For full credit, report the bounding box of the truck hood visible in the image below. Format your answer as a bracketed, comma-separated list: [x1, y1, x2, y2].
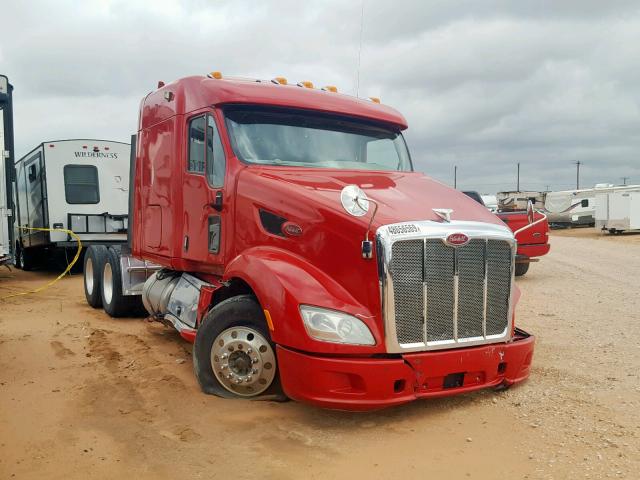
[244, 167, 504, 228]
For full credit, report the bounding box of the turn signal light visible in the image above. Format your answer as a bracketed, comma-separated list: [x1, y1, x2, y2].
[297, 80, 314, 89]
[208, 71, 223, 79]
[272, 77, 288, 85]
[322, 85, 338, 92]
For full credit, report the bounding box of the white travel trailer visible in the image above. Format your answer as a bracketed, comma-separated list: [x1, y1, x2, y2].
[595, 186, 640, 233]
[0, 74, 14, 266]
[13, 139, 131, 269]
[496, 191, 545, 212]
[544, 184, 637, 227]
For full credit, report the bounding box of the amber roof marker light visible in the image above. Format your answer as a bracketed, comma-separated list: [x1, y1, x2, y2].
[207, 71, 223, 79]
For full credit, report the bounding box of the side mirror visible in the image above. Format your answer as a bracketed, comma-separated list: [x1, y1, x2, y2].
[526, 200, 535, 224]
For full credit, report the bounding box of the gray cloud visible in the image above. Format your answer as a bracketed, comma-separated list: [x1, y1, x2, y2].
[2, 0, 639, 193]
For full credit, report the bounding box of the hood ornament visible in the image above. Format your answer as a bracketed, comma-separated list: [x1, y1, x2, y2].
[433, 208, 453, 222]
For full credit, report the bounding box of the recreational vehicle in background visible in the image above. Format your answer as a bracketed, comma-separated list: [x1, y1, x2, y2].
[496, 191, 545, 211]
[0, 74, 15, 267]
[595, 186, 640, 233]
[13, 139, 130, 269]
[544, 184, 639, 228]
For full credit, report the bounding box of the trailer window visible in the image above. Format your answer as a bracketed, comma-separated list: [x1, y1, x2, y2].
[188, 115, 206, 173]
[63, 165, 100, 204]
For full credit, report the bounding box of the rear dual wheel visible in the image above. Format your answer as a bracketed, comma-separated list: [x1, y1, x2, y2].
[193, 295, 285, 400]
[84, 245, 108, 308]
[99, 247, 145, 317]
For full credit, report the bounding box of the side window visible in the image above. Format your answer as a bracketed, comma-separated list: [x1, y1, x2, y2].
[206, 114, 226, 187]
[64, 165, 100, 204]
[188, 115, 206, 173]
[366, 138, 400, 170]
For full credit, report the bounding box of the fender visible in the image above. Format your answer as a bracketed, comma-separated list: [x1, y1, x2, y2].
[223, 246, 385, 355]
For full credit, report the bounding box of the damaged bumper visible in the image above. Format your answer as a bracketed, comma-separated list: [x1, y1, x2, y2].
[277, 329, 535, 411]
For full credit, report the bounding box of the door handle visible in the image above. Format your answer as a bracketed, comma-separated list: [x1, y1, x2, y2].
[208, 191, 223, 212]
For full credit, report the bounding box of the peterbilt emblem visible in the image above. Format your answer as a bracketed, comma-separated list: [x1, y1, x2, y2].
[433, 208, 453, 222]
[445, 233, 470, 247]
[282, 222, 303, 237]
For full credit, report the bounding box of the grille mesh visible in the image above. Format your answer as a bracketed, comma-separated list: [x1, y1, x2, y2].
[389, 237, 512, 347]
[486, 240, 512, 335]
[457, 239, 486, 339]
[390, 240, 424, 344]
[424, 240, 454, 342]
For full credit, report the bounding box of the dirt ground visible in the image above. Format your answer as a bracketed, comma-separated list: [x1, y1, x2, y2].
[1, 228, 639, 479]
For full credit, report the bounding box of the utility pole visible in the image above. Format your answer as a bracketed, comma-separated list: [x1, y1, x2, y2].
[621, 176, 630, 185]
[454, 165, 457, 189]
[574, 161, 582, 189]
[545, 185, 550, 192]
[516, 163, 520, 192]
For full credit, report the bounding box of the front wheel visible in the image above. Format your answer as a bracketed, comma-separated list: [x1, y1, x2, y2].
[193, 295, 285, 400]
[515, 262, 530, 277]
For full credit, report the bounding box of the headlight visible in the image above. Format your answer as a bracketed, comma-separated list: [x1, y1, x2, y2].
[299, 305, 375, 346]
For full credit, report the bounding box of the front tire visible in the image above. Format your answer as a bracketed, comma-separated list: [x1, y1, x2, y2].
[84, 245, 108, 308]
[515, 262, 530, 277]
[193, 295, 285, 401]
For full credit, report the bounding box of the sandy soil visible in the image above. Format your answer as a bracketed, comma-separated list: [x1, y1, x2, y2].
[1, 231, 639, 479]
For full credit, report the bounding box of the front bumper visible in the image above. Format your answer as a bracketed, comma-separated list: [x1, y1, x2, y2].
[517, 243, 550, 259]
[277, 330, 534, 411]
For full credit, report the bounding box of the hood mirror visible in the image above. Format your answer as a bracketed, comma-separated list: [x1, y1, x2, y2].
[526, 200, 535, 224]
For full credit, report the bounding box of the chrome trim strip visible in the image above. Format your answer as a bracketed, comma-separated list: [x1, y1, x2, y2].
[452, 261, 459, 342]
[377, 220, 516, 354]
[482, 239, 488, 338]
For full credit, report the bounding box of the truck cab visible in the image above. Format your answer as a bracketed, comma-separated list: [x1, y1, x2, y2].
[88, 74, 535, 410]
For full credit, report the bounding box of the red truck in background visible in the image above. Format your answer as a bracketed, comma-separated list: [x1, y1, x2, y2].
[463, 191, 550, 276]
[82, 74, 536, 410]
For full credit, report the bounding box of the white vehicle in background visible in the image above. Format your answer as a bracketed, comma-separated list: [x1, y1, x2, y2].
[1, 74, 15, 267]
[496, 191, 545, 212]
[481, 194, 498, 212]
[595, 186, 640, 234]
[13, 139, 131, 270]
[544, 184, 639, 228]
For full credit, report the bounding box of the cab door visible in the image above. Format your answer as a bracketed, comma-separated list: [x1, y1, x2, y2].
[182, 111, 227, 272]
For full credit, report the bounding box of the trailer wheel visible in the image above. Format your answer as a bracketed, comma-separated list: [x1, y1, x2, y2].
[15, 245, 33, 271]
[515, 262, 530, 277]
[101, 247, 137, 317]
[83, 245, 108, 308]
[193, 295, 286, 401]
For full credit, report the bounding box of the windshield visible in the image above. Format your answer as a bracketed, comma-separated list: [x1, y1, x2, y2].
[224, 107, 412, 172]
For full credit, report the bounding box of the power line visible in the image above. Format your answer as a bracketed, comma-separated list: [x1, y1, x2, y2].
[355, 0, 365, 97]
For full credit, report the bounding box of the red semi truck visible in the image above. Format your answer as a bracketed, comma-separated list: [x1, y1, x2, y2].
[463, 191, 550, 276]
[83, 74, 535, 410]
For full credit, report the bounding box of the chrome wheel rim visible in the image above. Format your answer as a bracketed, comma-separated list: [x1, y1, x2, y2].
[85, 257, 94, 295]
[211, 327, 276, 397]
[18, 250, 24, 269]
[103, 262, 113, 304]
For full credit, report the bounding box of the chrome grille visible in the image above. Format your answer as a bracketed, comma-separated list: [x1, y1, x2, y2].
[486, 240, 512, 335]
[390, 240, 424, 344]
[424, 240, 454, 342]
[388, 236, 513, 349]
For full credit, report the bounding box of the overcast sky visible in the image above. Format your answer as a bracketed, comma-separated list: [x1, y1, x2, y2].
[2, 0, 640, 193]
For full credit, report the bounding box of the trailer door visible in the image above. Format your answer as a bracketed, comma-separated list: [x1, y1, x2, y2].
[23, 151, 48, 247]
